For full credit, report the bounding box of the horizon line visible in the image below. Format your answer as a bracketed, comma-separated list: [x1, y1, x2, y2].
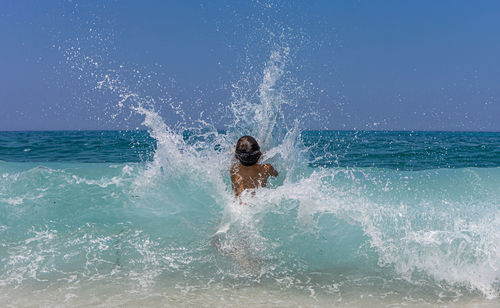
[1, 129, 499, 133]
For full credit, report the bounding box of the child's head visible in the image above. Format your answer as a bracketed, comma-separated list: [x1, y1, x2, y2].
[235, 135, 261, 166]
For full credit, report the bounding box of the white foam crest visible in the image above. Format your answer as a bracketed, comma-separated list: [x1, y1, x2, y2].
[0, 196, 24, 206]
[326, 171, 500, 298]
[68, 174, 124, 188]
[132, 105, 184, 181]
[395, 211, 500, 298]
[130, 105, 231, 200]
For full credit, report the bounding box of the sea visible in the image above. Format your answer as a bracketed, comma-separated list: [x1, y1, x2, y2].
[0, 128, 499, 307]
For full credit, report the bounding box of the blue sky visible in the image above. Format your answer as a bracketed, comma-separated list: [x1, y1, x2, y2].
[1, 0, 499, 131]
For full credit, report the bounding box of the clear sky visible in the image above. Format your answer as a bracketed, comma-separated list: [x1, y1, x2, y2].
[1, 0, 499, 131]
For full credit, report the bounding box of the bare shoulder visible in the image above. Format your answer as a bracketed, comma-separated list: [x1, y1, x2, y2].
[262, 163, 278, 177]
[230, 163, 239, 174]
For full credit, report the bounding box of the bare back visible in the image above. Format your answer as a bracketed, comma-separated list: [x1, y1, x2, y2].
[230, 163, 278, 196]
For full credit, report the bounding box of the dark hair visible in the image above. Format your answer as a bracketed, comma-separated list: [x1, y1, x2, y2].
[235, 136, 261, 166]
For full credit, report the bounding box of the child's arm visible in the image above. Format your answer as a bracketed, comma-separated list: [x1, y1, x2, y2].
[264, 164, 278, 177]
[230, 165, 244, 196]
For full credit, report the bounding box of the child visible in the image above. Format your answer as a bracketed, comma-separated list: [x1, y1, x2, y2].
[230, 136, 278, 196]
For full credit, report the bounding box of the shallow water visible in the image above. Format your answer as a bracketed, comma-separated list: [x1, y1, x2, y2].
[0, 132, 499, 306]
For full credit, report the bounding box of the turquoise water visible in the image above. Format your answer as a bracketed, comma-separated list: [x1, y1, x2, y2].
[1, 129, 499, 306]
